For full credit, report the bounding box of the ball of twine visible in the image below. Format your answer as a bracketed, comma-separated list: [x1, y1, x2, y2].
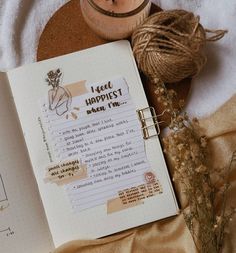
[132, 10, 227, 84]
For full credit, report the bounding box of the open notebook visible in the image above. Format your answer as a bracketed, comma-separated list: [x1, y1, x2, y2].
[0, 40, 178, 252]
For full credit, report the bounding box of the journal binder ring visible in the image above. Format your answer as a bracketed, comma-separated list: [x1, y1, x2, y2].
[137, 107, 160, 140]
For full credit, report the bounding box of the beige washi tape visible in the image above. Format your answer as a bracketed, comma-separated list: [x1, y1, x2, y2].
[44, 159, 88, 186]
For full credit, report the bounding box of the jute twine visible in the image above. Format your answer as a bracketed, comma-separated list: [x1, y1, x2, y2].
[132, 10, 227, 84]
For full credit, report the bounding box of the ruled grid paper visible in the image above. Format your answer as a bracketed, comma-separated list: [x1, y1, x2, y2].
[40, 77, 151, 212]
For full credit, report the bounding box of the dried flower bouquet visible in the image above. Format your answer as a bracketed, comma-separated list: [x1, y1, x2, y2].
[155, 82, 236, 253]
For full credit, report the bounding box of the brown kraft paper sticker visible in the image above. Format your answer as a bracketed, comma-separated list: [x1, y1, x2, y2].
[44, 159, 87, 186]
[107, 172, 163, 214]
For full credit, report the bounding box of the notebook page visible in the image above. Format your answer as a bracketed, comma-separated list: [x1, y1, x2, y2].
[40, 77, 151, 212]
[0, 73, 54, 253]
[8, 41, 178, 247]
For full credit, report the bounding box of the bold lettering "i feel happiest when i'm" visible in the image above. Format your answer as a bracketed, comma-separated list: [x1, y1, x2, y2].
[85, 81, 123, 106]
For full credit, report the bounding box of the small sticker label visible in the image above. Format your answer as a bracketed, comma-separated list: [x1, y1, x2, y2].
[107, 177, 163, 214]
[144, 171, 156, 184]
[118, 181, 162, 205]
[44, 159, 87, 186]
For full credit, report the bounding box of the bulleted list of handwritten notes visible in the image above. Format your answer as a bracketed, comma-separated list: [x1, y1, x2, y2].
[41, 77, 151, 212]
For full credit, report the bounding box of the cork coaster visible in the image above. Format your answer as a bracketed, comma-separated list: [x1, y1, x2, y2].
[37, 0, 191, 127]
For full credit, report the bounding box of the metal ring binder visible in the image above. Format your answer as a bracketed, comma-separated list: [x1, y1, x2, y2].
[137, 107, 160, 140]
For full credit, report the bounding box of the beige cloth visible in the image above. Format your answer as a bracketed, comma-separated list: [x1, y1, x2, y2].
[54, 95, 236, 253]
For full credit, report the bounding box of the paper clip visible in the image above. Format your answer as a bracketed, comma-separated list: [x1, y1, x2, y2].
[137, 107, 160, 140]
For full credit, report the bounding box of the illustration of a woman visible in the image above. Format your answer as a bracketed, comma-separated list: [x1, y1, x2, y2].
[46, 69, 72, 116]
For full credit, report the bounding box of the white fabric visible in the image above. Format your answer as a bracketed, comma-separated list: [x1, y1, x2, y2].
[0, 0, 68, 70]
[0, 0, 235, 117]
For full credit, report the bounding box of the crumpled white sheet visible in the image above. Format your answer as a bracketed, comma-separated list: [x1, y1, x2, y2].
[0, 0, 235, 118]
[0, 0, 68, 70]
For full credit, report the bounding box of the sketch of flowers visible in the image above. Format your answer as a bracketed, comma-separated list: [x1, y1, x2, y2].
[46, 69, 72, 116]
